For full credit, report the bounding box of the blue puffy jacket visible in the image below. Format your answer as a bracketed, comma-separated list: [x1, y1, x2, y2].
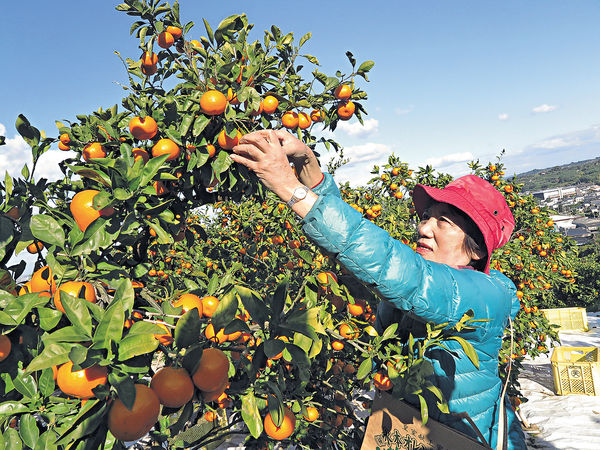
[301, 173, 527, 449]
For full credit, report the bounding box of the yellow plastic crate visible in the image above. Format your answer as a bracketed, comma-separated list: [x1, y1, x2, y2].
[551, 347, 600, 396]
[540, 307, 589, 331]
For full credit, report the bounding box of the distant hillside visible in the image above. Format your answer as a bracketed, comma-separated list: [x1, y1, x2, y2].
[511, 157, 600, 192]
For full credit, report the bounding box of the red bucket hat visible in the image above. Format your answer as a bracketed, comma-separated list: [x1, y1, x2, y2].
[412, 175, 515, 274]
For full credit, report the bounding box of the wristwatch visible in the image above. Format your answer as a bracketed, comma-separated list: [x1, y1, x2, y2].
[286, 185, 310, 208]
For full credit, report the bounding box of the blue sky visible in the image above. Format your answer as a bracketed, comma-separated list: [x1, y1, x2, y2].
[1, 0, 600, 186]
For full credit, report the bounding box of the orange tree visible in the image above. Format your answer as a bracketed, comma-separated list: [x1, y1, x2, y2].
[0, 1, 581, 448]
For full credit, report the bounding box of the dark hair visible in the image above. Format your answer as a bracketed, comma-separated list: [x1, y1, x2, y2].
[447, 204, 487, 271]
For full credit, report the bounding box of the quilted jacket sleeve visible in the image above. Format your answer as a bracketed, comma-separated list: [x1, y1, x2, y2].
[303, 173, 516, 339]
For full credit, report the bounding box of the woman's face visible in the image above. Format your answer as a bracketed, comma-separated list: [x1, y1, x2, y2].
[416, 202, 477, 267]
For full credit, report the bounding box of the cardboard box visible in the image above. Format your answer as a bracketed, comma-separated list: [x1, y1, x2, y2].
[361, 391, 489, 449]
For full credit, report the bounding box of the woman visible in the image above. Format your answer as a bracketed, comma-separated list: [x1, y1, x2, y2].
[231, 129, 527, 449]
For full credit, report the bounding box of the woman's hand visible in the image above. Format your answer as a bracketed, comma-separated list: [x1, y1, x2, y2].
[231, 129, 320, 218]
[230, 130, 302, 201]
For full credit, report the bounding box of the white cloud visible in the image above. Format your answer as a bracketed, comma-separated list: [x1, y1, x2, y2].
[498, 113, 509, 121]
[532, 104, 558, 113]
[422, 152, 474, 168]
[0, 123, 71, 181]
[340, 142, 391, 165]
[336, 118, 379, 137]
[534, 138, 571, 149]
[395, 106, 414, 115]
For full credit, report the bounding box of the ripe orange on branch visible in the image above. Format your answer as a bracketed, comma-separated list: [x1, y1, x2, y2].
[54, 281, 97, 313]
[82, 143, 107, 161]
[200, 90, 227, 116]
[262, 95, 279, 114]
[192, 348, 229, 392]
[0, 335, 11, 362]
[152, 138, 180, 161]
[172, 293, 203, 315]
[217, 129, 241, 150]
[30, 265, 56, 293]
[298, 112, 311, 129]
[373, 372, 392, 391]
[282, 111, 299, 129]
[70, 189, 115, 232]
[201, 295, 220, 317]
[337, 101, 355, 120]
[132, 148, 150, 163]
[27, 241, 44, 254]
[129, 116, 158, 140]
[264, 407, 296, 440]
[56, 361, 107, 399]
[157, 31, 175, 48]
[166, 26, 182, 40]
[150, 366, 194, 408]
[334, 84, 352, 100]
[108, 384, 160, 442]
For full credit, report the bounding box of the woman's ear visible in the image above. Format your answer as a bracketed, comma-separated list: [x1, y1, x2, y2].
[469, 247, 487, 262]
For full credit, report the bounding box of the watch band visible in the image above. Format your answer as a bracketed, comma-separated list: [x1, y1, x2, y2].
[286, 185, 310, 208]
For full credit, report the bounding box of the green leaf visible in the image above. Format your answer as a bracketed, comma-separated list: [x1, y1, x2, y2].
[140, 153, 169, 187]
[43, 326, 90, 344]
[357, 357, 372, 380]
[60, 291, 92, 338]
[118, 333, 159, 361]
[15, 114, 40, 148]
[38, 367, 56, 397]
[235, 286, 267, 327]
[192, 115, 210, 137]
[55, 400, 107, 445]
[203, 18, 215, 43]
[13, 371, 37, 399]
[111, 374, 136, 410]
[34, 430, 58, 450]
[212, 150, 233, 175]
[174, 308, 202, 348]
[19, 414, 39, 448]
[280, 307, 323, 340]
[241, 391, 263, 438]
[357, 60, 375, 73]
[92, 299, 125, 349]
[299, 32, 311, 48]
[0, 294, 49, 327]
[25, 342, 75, 373]
[270, 277, 288, 325]
[30, 215, 65, 247]
[37, 307, 62, 331]
[418, 394, 429, 425]
[381, 322, 399, 341]
[263, 339, 285, 359]
[3, 428, 22, 450]
[0, 401, 30, 418]
[211, 289, 238, 331]
[447, 336, 479, 369]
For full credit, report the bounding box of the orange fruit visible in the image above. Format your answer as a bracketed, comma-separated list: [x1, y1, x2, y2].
[304, 406, 319, 422]
[27, 241, 44, 254]
[236, 65, 253, 84]
[205, 411, 217, 422]
[204, 323, 228, 344]
[82, 142, 107, 161]
[129, 116, 158, 141]
[59, 133, 71, 145]
[142, 63, 157, 76]
[132, 148, 150, 163]
[0, 335, 11, 362]
[108, 384, 160, 442]
[153, 321, 173, 345]
[281, 111, 299, 129]
[226, 88, 240, 106]
[157, 31, 175, 48]
[262, 95, 279, 114]
[201, 295, 220, 317]
[264, 407, 296, 440]
[334, 84, 352, 100]
[200, 90, 227, 116]
[347, 299, 365, 317]
[152, 138, 180, 161]
[56, 361, 108, 399]
[153, 180, 168, 196]
[298, 112, 312, 129]
[172, 293, 203, 315]
[201, 378, 228, 402]
[150, 366, 194, 408]
[70, 189, 115, 232]
[339, 323, 359, 339]
[30, 265, 56, 293]
[192, 348, 229, 392]
[373, 372, 392, 391]
[331, 340, 345, 351]
[58, 141, 70, 151]
[217, 129, 241, 150]
[166, 26, 182, 40]
[337, 101, 355, 120]
[206, 144, 216, 158]
[316, 271, 337, 285]
[54, 281, 97, 313]
[310, 109, 323, 122]
[141, 51, 158, 66]
[249, 100, 264, 116]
